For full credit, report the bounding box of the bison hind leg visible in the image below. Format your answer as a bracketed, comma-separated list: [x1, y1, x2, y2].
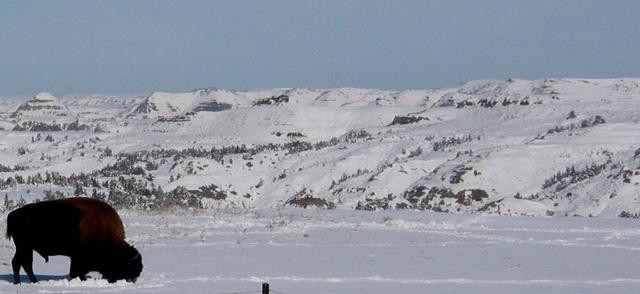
[12, 248, 38, 283]
[11, 253, 21, 284]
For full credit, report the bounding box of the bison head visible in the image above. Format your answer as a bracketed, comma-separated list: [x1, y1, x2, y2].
[102, 245, 143, 283]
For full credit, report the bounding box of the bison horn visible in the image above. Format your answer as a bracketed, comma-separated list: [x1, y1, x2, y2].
[128, 252, 141, 264]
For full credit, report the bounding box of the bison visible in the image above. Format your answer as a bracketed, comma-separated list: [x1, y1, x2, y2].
[6, 197, 143, 284]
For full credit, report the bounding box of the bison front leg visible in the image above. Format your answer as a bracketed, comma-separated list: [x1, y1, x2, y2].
[69, 257, 88, 281]
[12, 248, 38, 283]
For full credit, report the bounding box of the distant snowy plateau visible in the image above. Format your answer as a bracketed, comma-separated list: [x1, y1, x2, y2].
[0, 78, 639, 217]
[2, 78, 640, 293]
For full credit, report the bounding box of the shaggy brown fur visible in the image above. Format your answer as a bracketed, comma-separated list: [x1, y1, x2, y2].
[6, 197, 142, 284]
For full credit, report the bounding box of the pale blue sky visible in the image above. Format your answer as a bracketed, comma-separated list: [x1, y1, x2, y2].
[1, 0, 639, 95]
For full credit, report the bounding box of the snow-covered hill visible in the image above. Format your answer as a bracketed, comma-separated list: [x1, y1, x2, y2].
[1, 78, 639, 217]
[12, 92, 69, 118]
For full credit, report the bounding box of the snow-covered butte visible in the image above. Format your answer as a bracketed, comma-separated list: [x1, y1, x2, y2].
[12, 92, 69, 118]
[0, 78, 639, 217]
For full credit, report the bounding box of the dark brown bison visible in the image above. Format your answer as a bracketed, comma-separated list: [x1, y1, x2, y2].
[5, 197, 143, 284]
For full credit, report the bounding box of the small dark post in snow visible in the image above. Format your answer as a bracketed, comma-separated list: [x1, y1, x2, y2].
[262, 283, 269, 294]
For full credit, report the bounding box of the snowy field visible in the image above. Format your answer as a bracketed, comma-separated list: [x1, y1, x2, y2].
[1, 78, 640, 292]
[1, 209, 639, 294]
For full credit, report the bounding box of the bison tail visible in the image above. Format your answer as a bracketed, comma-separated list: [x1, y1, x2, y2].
[5, 211, 15, 240]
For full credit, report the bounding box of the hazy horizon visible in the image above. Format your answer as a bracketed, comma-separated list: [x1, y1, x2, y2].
[4, 76, 640, 98]
[2, 1, 639, 96]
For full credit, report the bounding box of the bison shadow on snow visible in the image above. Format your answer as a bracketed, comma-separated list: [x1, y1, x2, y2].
[0, 274, 68, 284]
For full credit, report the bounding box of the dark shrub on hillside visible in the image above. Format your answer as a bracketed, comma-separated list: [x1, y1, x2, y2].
[388, 116, 429, 126]
[286, 188, 335, 209]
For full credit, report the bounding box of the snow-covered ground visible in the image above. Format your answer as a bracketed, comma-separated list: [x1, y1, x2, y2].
[1, 208, 639, 293]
